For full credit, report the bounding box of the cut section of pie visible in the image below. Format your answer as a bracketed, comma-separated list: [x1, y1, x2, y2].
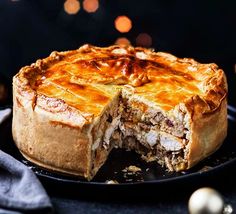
[12, 44, 228, 180]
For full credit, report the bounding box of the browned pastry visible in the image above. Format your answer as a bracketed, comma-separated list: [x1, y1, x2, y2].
[12, 44, 228, 180]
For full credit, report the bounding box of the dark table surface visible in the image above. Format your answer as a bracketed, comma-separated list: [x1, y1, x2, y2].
[45, 163, 236, 214]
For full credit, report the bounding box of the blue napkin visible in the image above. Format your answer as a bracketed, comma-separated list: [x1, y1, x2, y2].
[0, 109, 53, 213]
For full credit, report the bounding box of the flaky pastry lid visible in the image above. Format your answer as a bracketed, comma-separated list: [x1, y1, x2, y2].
[14, 44, 227, 119]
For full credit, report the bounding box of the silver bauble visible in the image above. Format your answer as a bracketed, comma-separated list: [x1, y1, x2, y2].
[188, 187, 224, 214]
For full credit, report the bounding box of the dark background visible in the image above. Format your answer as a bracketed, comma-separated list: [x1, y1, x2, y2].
[0, 0, 235, 106]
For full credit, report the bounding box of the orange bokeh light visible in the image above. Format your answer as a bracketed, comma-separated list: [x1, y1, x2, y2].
[83, 0, 99, 13]
[114, 16, 132, 33]
[136, 33, 152, 47]
[64, 0, 80, 15]
[115, 37, 131, 46]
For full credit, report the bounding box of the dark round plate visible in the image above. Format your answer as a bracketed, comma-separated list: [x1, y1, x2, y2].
[1, 107, 236, 187]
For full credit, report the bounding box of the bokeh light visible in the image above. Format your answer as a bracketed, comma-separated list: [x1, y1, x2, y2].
[114, 16, 132, 33]
[0, 84, 6, 102]
[136, 33, 152, 47]
[64, 0, 80, 15]
[83, 0, 99, 13]
[115, 37, 131, 46]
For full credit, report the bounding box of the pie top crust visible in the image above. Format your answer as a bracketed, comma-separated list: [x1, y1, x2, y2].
[15, 44, 227, 123]
[13, 44, 228, 179]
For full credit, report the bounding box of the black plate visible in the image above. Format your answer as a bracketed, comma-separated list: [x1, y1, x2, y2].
[1, 106, 236, 186]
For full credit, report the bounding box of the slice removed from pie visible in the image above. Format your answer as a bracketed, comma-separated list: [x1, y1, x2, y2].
[12, 44, 227, 180]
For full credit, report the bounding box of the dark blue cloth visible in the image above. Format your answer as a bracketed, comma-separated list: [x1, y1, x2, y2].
[0, 150, 53, 213]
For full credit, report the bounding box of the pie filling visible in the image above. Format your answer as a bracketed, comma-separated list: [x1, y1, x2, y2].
[90, 93, 189, 175]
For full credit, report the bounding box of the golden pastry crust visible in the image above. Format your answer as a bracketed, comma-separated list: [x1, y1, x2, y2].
[12, 44, 227, 180]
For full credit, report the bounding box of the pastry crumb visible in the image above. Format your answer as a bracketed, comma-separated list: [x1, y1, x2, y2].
[122, 165, 142, 173]
[198, 166, 212, 173]
[106, 180, 119, 184]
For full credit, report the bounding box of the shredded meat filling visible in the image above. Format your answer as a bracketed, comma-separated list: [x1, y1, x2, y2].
[92, 96, 189, 172]
[117, 99, 188, 171]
